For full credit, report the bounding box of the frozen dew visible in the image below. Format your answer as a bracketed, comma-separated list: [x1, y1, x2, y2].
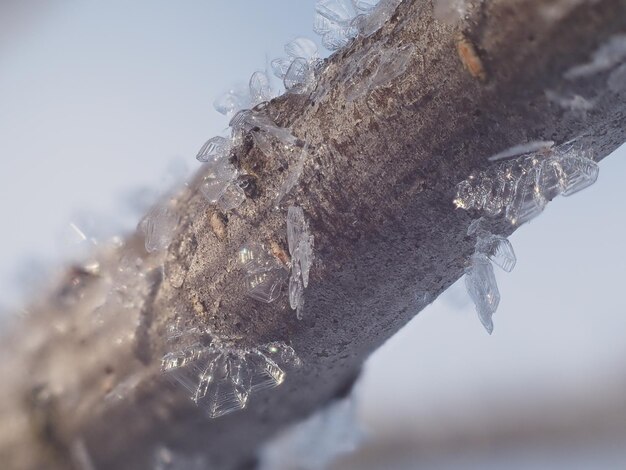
[217, 183, 246, 212]
[465, 254, 500, 334]
[214, 89, 251, 118]
[558, 151, 600, 196]
[285, 37, 319, 61]
[271, 57, 293, 80]
[249, 71, 275, 105]
[194, 353, 249, 418]
[488, 141, 554, 162]
[352, 0, 380, 13]
[289, 275, 305, 319]
[455, 141, 599, 226]
[277, 144, 308, 205]
[238, 242, 288, 303]
[259, 391, 363, 470]
[138, 202, 180, 253]
[287, 206, 314, 319]
[196, 136, 231, 163]
[284, 57, 316, 92]
[245, 270, 287, 303]
[316, 0, 356, 25]
[162, 337, 301, 419]
[478, 235, 516, 273]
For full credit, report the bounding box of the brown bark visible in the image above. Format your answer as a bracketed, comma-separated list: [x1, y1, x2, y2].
[1, 0, 625, 469]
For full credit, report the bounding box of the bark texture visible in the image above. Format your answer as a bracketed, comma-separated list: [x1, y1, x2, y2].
[1, 0, 625, 469]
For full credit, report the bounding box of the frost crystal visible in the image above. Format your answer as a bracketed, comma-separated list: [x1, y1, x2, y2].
[271, 37, 320, 94]
[249, 71, 275, 105]
[455, 141, 599, 226]
[287, 206, 315, 319]
[277, 145, 308, 205]
[214, 89, 251, 118]
[163, 336, 300, 419]
[433, 0, 466, 25]
[465, 219, 516, 333]
[238, 242, 288, 303]
[465, 254, 500, 334]
[138, 202, 180, 253]
[196, 136, 231, 163]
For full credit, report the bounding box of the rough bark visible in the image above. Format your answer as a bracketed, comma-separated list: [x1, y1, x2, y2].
[1, 0, 625, 469]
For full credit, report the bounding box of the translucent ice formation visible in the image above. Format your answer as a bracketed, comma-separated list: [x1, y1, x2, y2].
[138, 202, 180, 253]
[238, 242, 289, 303]
[271, 37, 320, 93]
[465, 219, 516, 333]
[465, 254, 500, 334]
[287, 206, 315, 319]
[163, 337, 301, 419]
[455, 141, 599, 226]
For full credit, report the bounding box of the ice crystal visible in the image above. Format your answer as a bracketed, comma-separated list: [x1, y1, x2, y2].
[287, 206, 314, 319]
[314, 0, 360, 51]
[270, 37, 319, 94]
[214, 89, 251, 118]
[277, 145, 308, 205]
[196, 136, 231, 163]
[138, 202, 179, 253]
[163, 337, 300, 419]
[545, 90, 594, 113]
[455, 141, 599, 226]
[238, 242, 288, 303]
[469, 219, 517, 273]
[198, 143, 247, 212]
[465, 254, 500, 334]
[249, 71, 275, 105]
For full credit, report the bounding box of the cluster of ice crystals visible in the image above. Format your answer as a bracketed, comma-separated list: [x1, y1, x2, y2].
[344, 44, 413, 101]
[465, 219, 516, 333]
[214, 68, 277, 118]
[287, 206, 315, 319]
[138, 202, 180, 253]
[271, 37, 319, 93]
[277, 144, 308, 205]
[163, 334, 300, 419]
[259, 391, 363, 470]
[314, 0, 360, 51]
[455, 141, 599, 226]
[199, 153, 245, 212]
[238, 242, 288, 303]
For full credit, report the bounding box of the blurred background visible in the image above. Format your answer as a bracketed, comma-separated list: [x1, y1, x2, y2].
[1, 1, 625, 468]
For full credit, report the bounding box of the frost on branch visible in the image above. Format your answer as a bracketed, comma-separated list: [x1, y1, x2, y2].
[454, 140, 599, 226]
[162, 318, 301, 418]
[464, 219, 517, 334]
[238, 242, 289, 304]
[287, 206, 315, 320]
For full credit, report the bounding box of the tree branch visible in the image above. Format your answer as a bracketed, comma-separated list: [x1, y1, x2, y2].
[1, 0, 625, 469]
